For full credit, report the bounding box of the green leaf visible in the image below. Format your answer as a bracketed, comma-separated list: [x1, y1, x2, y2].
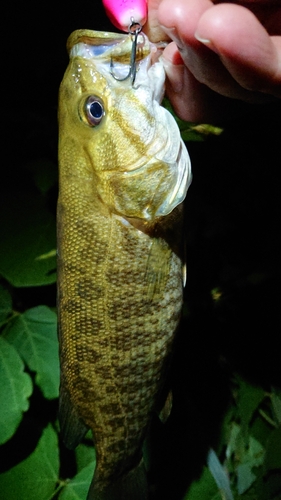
[189, 124, 223, 136]
[236, 436, 264, 494]
[264, 427, 281, 472]
[180, 129, 205, 142]
[75, 444, 96, 473]
[0, 284, 13, 325]
[207, 449, 234, 500]
[226, 423, 243, 461]
[0, 424, 59, 500]
[247, 435, 264, 466]
[271, 390, 281, 425]
[3, 306, 59, 399]
[0, 184, 56, 287]
[236, 462, 257, 495]
[0, 337, 33, 444]
[250, 407, 274, 449]
[184, 466, 220, 500]
[59, 461, 95, 500]
[236, 377, 265, 430]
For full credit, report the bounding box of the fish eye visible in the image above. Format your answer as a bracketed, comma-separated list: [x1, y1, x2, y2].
[84, 96, 104, 126]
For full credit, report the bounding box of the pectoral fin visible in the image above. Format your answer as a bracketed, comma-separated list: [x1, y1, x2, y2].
[145, 238, 171, 303]
[59, 385, 88, 449]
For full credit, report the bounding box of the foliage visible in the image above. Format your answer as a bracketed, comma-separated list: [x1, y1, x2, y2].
[0, 335, 33, 445]
[1, 114, 281, 500]
[184, 380, 281, 500]
[1, 271, 280, 500]
[3, 306, 59, 400]
[0, 425, 59, 500]
[0, 161, 57, 287]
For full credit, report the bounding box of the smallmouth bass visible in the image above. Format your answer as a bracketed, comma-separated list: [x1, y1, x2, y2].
[57, 29, 191, 500]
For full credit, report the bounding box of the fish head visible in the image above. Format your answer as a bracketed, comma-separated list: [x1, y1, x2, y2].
[59, 29, 191, 221]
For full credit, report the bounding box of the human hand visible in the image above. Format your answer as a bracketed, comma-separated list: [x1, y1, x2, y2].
[145, 0, 281, 122]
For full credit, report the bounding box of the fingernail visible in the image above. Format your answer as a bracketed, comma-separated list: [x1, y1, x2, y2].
[194, 31, 211, 45]
[159, 25, 183, 49]
[194, 31, 220, 55]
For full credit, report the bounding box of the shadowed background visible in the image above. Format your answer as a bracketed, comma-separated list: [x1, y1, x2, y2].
[2, 1, 281, 499]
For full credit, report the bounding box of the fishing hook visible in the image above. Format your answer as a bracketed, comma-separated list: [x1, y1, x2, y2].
[110, 19, 142, 85]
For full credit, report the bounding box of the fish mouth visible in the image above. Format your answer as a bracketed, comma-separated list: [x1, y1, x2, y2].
[67, 29, 128, 53]
[67, 29, 165, 91]
[67, 28, 151, 65]
[65, 29, 192, 220]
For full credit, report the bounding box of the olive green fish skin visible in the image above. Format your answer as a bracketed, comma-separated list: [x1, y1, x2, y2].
[57, 29, 191, 495]
[57, 198, 183, 484]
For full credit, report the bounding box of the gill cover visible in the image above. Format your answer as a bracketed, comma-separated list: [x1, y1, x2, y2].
[65, 29, 191, 221]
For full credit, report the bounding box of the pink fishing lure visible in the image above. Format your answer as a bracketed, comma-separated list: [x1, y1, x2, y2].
[102, 0, 147, 31]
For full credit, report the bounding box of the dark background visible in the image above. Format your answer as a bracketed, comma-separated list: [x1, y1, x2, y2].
[3, 2, 281, 498]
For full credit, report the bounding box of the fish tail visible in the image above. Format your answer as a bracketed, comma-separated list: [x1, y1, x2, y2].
[87, 461, 149, 500]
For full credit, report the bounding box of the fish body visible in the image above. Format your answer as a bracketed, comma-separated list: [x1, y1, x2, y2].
[57, 29, 191, 499]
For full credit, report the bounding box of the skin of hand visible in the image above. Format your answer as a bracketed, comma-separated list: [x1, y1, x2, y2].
[145, 0, 281, 122]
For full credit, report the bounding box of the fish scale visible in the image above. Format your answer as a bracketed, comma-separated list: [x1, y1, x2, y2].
[58, 209, 182, 467]
[58, 29, 191, 499]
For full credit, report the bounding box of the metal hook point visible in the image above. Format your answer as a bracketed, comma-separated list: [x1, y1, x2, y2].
[110, 19, 142, 85]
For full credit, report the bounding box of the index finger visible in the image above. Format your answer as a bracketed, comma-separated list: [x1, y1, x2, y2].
[144, 0, 171, 41]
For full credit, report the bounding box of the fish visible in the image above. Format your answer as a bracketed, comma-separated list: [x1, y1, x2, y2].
[57, 28, 192, 500]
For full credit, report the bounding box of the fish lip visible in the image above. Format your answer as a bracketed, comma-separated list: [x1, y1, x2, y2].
[62, 29, 191, 220]
[68, 29, 151, 61]
[66, 29, 128, 53]
[67, 29, 162, 90]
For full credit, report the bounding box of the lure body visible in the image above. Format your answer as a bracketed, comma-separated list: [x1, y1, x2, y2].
[102, 0, 147, 31]
[58, 29, 191, 500]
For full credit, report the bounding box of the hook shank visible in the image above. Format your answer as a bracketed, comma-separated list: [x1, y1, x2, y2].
[110, 20, 142, 85]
